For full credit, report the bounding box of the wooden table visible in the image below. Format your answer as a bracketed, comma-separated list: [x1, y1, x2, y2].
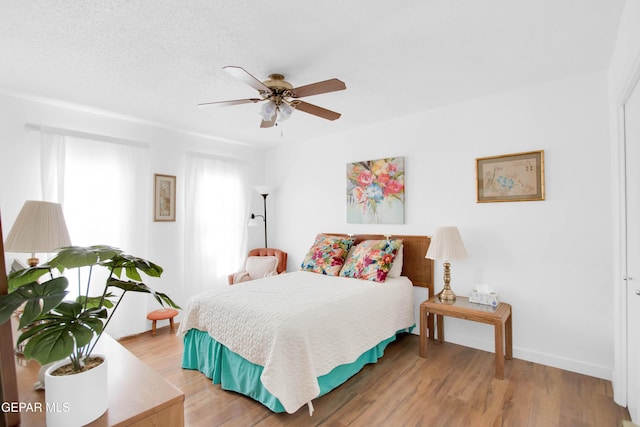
[419, 295, 512, 379]
[13, 332, 184, 426]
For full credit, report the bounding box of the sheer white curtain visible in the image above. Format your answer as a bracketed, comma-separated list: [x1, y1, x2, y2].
[39, 131, 148, 248]
[62, 136, 148, 251]
[40, 132, 66, 203]
[185, 152, 249, 295]
[39, 131, 149, 337]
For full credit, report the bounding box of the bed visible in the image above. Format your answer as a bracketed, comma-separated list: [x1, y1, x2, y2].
[177, 233, 434, 414]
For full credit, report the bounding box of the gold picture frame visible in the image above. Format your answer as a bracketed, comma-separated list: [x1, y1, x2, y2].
[154, 174, 176, 221]
[476, 150, 545, 203]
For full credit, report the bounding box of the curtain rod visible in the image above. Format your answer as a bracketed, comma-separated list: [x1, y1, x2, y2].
[24, 123, 150, 148]
[186, 150, 244, 164]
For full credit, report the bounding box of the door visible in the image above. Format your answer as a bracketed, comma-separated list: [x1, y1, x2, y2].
[625, 78, 640, 422]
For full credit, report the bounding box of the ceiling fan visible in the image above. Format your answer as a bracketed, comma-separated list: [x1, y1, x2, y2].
[198, 66, 346, 128]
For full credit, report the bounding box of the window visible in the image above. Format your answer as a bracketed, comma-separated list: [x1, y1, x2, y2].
[62, 136, 148, 252]
[39, 130, 150, 338]
[184, 153, 249, 295]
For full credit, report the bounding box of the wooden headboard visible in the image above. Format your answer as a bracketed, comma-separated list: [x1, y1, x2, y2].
[325, 233, 434, 297]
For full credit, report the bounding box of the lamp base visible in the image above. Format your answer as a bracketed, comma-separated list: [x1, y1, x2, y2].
[438, 288, 456, 304]
[438, 261, 456, 304]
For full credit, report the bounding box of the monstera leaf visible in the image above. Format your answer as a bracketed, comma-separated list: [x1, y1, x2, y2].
[107, 278, 180, 309]
[101, 253, 163, 281]
[7, 266, 58, 292]
[0, 278, 68, 328]
[17, 301, 107, 366]
[47, 245, 122, 271]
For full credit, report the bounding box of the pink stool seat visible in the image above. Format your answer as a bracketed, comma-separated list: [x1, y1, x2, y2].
[147, 308, 179, 336]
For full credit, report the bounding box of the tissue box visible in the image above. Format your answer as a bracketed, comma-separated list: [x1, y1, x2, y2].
[469, 290, 500, 307]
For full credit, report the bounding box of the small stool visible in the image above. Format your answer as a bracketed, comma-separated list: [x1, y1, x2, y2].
[147, 308, 179, 336]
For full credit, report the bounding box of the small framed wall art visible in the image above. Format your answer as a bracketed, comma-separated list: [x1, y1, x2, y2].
[154, 174, 176, 221]
[476, 150, 545, 202]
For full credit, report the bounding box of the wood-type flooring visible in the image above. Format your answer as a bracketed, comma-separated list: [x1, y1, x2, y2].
[120, 327, 630, 427]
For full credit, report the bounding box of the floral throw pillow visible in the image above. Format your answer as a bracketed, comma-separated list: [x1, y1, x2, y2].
[300, 234, 355, 276]
[339, 239, 402, 282]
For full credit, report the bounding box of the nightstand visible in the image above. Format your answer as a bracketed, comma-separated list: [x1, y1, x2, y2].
[419, 295, 512, 379]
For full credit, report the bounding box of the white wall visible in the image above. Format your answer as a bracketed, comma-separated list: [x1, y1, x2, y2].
[0, 92, 266, 338]
[267, 71, 614, 379]
[607, 0, 640, 407]
[0, 68, 617, 379]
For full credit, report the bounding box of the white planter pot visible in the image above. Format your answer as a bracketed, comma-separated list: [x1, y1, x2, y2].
[44, 355, 108, 427]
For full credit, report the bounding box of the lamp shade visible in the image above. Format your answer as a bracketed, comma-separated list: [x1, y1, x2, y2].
[425, 226, 468, 261]
[254, 186, 275, 196]
[260, 101, 276, 122]
[5, 201, 71, 253]
[247, 215, 263, 227]
[278, 103, 294, 121]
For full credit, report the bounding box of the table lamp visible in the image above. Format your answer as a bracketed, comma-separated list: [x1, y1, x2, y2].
[4, 200, 71, 267]
[425, 226, 468, 303]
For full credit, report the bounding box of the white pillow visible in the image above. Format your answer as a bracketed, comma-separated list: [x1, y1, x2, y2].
[245, 256, 279, 280]
[387, 244, 404, 278]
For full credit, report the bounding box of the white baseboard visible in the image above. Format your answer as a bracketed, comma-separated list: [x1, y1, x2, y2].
[409, 329, 612, 380]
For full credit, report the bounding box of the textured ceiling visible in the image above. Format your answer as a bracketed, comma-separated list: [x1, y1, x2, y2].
[0, 0, 625, 146]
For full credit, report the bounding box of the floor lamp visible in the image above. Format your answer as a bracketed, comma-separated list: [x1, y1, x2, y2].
[248, 186, 274, 248]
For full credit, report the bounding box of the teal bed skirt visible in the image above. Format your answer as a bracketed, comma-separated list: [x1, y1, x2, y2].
[182, 326, 414, 413]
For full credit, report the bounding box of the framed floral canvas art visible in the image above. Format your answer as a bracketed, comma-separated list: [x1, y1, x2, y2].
[346, 157, 405, 224]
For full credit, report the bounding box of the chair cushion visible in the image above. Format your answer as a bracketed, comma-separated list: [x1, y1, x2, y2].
[245, 255, 279, 280]
[247, 248, 287, 274]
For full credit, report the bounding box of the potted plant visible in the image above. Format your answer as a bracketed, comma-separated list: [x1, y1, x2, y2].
[0, 245, 180, 427]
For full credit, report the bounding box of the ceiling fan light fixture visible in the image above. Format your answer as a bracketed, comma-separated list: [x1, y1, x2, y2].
[206, 66, 346, 128]
[278, 102, 295, 121]
[260, 100, 277, 121]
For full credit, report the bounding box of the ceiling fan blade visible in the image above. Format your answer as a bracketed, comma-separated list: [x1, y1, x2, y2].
[290, 78, 346, 98]
[198, 98, 261, 109]
[294, 101, 342, 121]
[260, 115, 276, 128]
[223, 66, 271, 93]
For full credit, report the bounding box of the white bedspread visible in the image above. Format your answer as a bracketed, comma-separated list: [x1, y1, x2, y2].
[177, 271, 415, 413]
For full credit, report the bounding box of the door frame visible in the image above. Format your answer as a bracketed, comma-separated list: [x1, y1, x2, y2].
[0, 214, 20, 427]
[613, 52, 640, 409]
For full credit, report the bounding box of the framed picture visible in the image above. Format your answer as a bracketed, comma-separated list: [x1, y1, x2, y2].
[346, 157, 405, 224]
[476, 150, 545, 203]
[154, 174, 176, 221]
